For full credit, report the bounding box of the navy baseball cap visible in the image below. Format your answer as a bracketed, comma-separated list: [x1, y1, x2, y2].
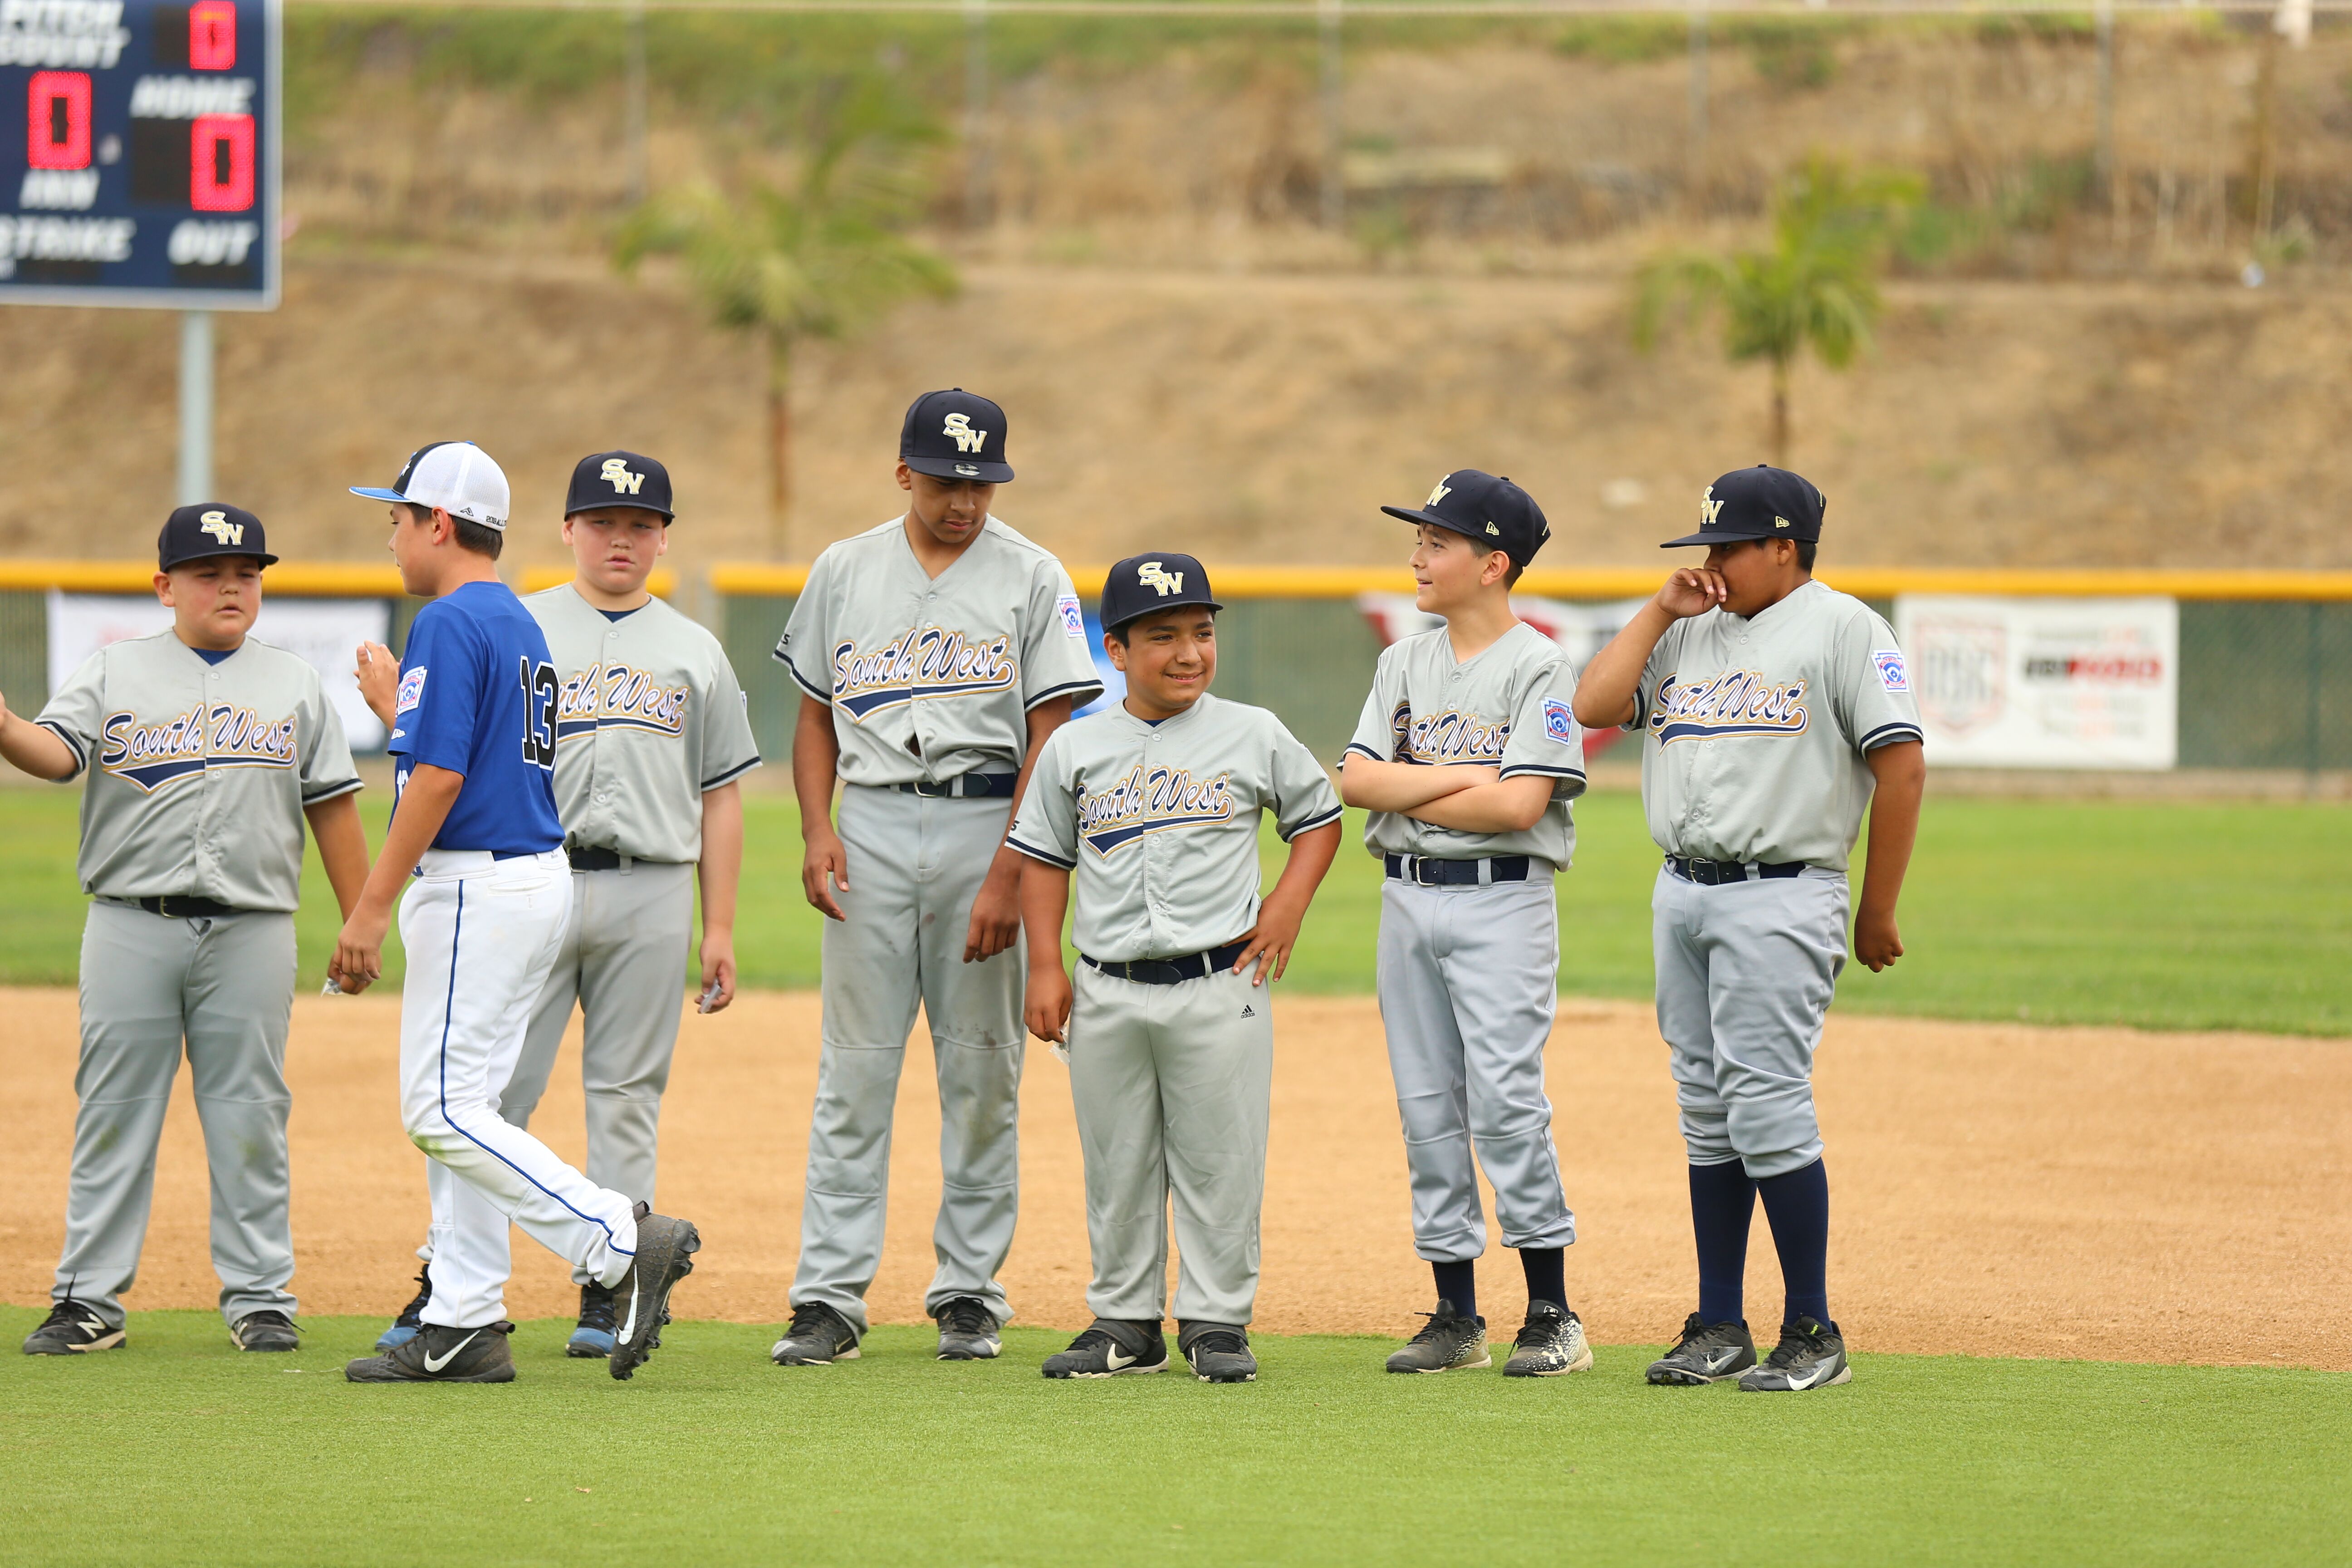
[1381, 470, 1551, 567]
[566, 451, 674, 519]
[900, 388, 1013, 485]
[1661, 464, 1825, 547]
[158, 503, 275, 569]
[1100, 552, 1222, 633]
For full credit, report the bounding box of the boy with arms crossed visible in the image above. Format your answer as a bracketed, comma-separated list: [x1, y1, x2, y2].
[1338, 472, 1595, 1378]
[1573, 465, 1923, 1393]
[1012, 554, 1343, 1384]
[3, 505, 368, 1356]
[769, 390, 1100, 1366]
[333, 441, 700, 1385]
[371, 451, 759, 1359]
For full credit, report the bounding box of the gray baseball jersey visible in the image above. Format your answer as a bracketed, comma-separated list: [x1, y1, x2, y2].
[1629, 580, 1925, 871]
[36, 630, 361, 911]
[775, 516, 1102, 786]
[528, 585, 762, 863]
[1009, 692, 1343, 963]
[1342, 621, 1588, 869]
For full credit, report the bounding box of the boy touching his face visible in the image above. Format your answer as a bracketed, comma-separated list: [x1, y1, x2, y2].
[1011, 554, 1343, 1385]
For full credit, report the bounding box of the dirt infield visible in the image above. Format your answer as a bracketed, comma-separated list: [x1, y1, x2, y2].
[1, 987, 2343, 1370]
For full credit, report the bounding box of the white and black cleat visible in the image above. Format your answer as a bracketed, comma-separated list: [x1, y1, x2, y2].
[1385, 1298, 1490, 1373]
[1502, 1300, 1593, 1377]
[1738, 1318, 1850, 1392]
[1041, 1318, 1168, 1378]
[22, 1300, 125, 1356]
[229, 1310, 300, 1352]
[1646, 1313, 1759, 1385]
[1179, 1322, 1257, 1383]
[609, 1202, 700, 1381]
[345, 1320, 516, 1383]
[771, 1300, 861, 1366]
[935, 1296, 1002, 1361]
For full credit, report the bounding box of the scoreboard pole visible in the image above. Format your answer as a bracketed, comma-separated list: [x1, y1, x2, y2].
[177, 308, 212, 504]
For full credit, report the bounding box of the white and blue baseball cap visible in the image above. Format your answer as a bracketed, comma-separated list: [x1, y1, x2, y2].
[350, 440, 511, 531]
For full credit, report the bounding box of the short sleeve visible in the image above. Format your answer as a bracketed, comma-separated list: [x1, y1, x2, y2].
[298, 675, 363, 804]
[775, 557, 832, 704]
[698, 640, 764, 791]
[1342, 650, 1402, 764]
[1019, 559, 1105, 712]
[1267, 719, 1343, 841]
[1833, 608, 1926, 754]
[1627, 621, 1682, 734]
[31, 647, 106, 779]
[1005, 729, 1078, 868]
[1499, 656, 1588, 798]
[396, 609, 487, 775]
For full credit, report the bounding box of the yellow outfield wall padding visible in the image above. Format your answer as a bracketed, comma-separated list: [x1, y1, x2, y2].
[0, 563, 676, 598]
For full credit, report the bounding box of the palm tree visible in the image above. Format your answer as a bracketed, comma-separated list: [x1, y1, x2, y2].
[1634, 158, 1921, 466]
[616, 76, 958, 553]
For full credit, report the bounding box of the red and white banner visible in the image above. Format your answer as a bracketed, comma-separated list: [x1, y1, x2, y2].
[1894, 595, 2177, 769]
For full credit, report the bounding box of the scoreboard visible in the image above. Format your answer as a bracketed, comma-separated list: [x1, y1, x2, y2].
[0, 0, 278, 309]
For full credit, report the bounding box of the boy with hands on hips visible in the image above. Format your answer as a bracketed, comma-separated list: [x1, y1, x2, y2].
[1012, 553, 1342, 1384]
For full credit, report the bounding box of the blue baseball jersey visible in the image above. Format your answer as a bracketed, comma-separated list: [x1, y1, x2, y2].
[388, 580, 565, 856]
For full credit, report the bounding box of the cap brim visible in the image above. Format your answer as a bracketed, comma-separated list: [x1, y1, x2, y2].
[1107, 597, 1223, 632]
[164, 549, 280, 568]
[904, 455, 1014, 484]
[1660, 528, 1773, 548]
[349, 486, 410, 504]
[566, 501, 676, 520]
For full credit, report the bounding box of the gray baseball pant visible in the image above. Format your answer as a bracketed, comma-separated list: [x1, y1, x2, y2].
[53, 901, 298, 1329]
[1068, 962, 1273, 1326]
[1652, 863, 1849, 1179]
[1376, 876, 1577, 1264]
[791, 784, 1026, 1337]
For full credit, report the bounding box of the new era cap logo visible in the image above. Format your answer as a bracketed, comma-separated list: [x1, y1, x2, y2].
[944, 412, 988, 453]
[1137, 561, 1184, 596]
[600, 458, 644, 495]
[197, 510, 243, 545]
[1485, 521, 1500, 536]
[955, 463, 980, 477]
[1426, 478, 1453, 507]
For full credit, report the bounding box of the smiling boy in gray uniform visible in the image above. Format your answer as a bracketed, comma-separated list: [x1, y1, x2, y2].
[0, 505, 369, 1357]
[370, 451, 760, 1359]
[1011, 554, 1343, 1384]
[1339, 471, 1594, 1378]
[1574, 465, 1924, 1394]
[769, 389, 1102, 1367]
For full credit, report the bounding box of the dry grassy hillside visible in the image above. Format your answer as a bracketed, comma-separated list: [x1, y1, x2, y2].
[4, 16, 2350, 572]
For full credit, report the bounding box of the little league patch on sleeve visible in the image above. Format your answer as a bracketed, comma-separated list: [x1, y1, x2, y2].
[1057, 593, 1084, 638]
[1873, 650, 1910, 693]
[396, 667, 428, 715]
[1543, 695, 1576, 743]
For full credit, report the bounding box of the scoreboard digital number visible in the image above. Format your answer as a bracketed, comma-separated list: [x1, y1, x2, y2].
[0, 0, 278, 309]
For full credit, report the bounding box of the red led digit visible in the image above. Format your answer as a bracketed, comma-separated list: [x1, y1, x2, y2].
[190, 113, 254, 211]
[189, 1, 237, 70]
[26, 72, 91, 171]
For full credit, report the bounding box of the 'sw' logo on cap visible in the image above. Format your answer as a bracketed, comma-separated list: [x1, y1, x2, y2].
[1699, 485, 1724, 527]
[601, 458, 644, 495]
[1426, 478, 1453, 507]
[1137, 560, 1184, 596]
[944, 412, 989, 453]
[198, 510, 243, 545]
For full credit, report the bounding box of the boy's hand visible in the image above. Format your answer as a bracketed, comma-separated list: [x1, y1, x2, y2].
[1024, 965, 1073, 1045]
[1853, 906, 1904, 972]
[1657, 567, 1728, 620]
[802, 823, 849, 921]
[354, 641, 400, 727]
[329, 908, 389, 995]
[1234, 891, 1311, 986]
[697, 929, 737, 1013]
[965, 851, 1023, 963]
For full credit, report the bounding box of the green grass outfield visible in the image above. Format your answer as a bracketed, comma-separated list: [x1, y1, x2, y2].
[1, 1310, 2342, 1568]
[0, 790, 2344, 1034]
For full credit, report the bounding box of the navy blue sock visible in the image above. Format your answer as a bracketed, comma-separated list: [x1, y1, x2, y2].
[1688, 1161, 1757, 1326]
[1517, 1247, 1566, 1312]
[1432, 1259, 1477, 1322]
[1756, 1158, 1831, 1330]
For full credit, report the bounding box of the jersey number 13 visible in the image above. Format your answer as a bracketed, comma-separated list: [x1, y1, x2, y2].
[519, 657, 558, 769]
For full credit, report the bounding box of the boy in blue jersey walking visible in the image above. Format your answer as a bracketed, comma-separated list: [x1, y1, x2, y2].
[332, 442, 700, 1385]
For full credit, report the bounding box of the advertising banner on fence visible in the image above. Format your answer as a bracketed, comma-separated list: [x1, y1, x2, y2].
[47, 591, 390, 751]
[1893, 595, 2177, 769]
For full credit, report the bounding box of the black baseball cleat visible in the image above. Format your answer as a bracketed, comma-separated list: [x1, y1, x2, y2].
[1041, 1318, 1168, 1378]
[23, 1299, 125, 1356]
[1739, 1318, 1851, 1392]
[229, 1310, 300, 1352]
[771, 1300, 860, 1366]
[934, 1296, 1002, 1361]
[1385, 1298, 1490, 1373]
[345, 1320, 516, 1383]
[609, 1202, 700, 1381]
[567, 1281, 617, 1358]
[1501, 1300, 1593, 1377]
[1647, 1313, 1758, 1385]
[375, 1266, 433, 1351]
[1179, 1322, 1257, 1384]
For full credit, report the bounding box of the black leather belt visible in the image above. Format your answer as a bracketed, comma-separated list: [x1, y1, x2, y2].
[1384, 854, 1532, 886]
[893, 774, 1019, 800]
[568, 846, 625, 871]
[1081, 940, 1251, 986]
[135, 895, 244, 918]
[1666, 855, 1808, 886]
